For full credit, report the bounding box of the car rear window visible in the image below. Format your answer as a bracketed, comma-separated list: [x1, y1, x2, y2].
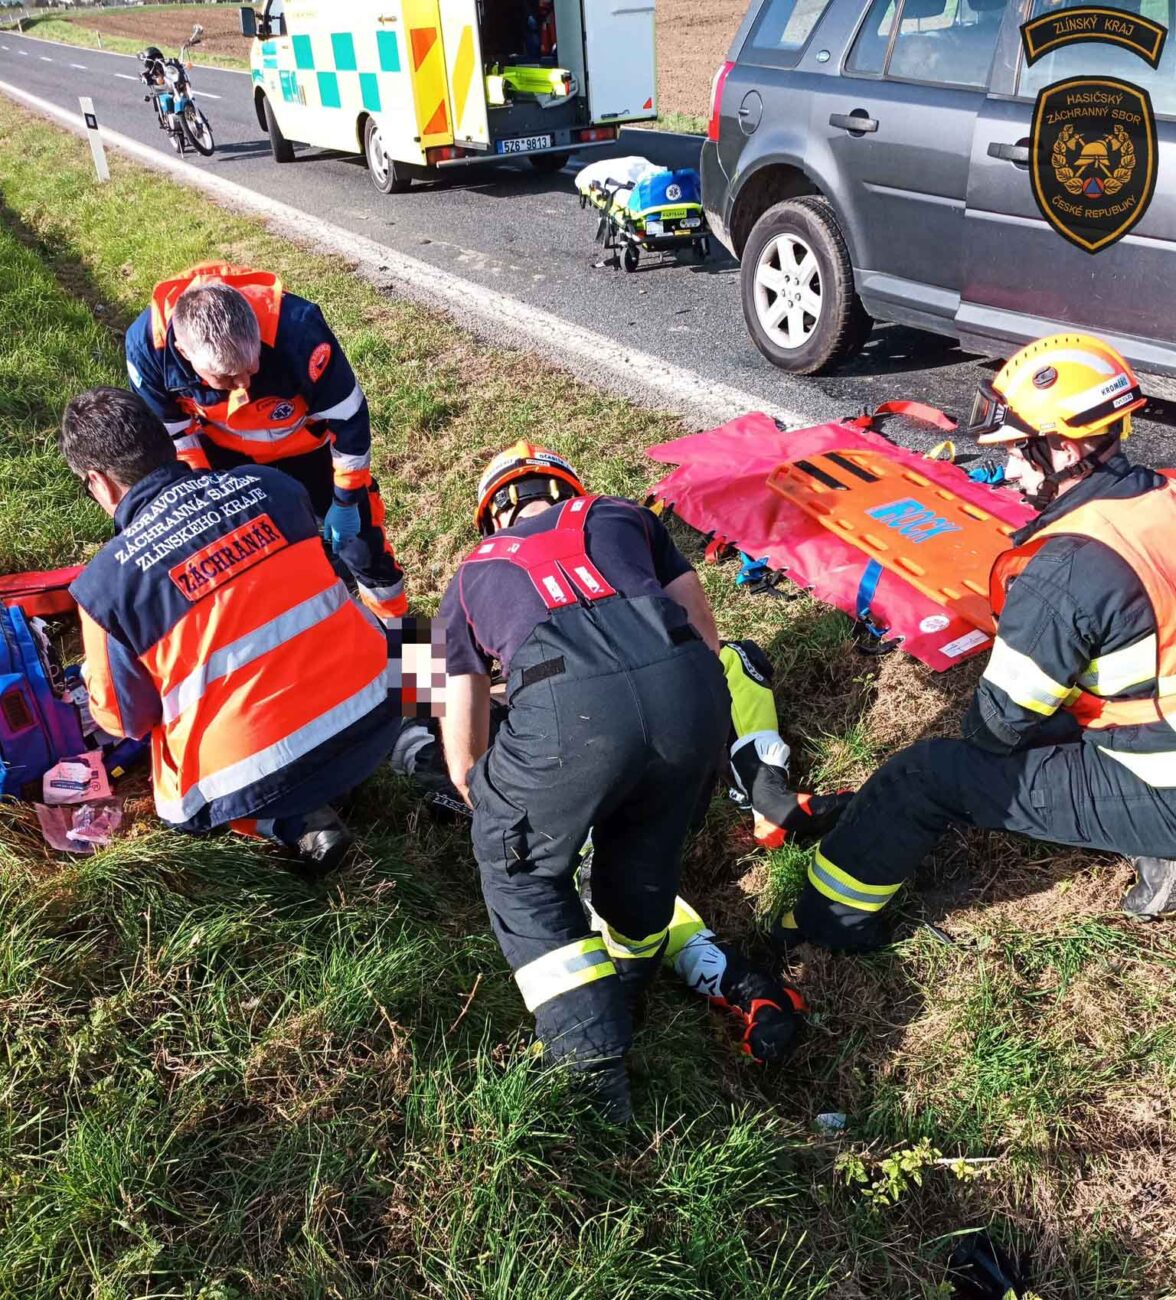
[1017, 0, 1176, 119]
[743, 0, 836, 66]
[847, 0, 1009, 88]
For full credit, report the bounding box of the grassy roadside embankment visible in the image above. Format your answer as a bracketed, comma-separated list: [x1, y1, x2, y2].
[0, 98, 1173, 1299]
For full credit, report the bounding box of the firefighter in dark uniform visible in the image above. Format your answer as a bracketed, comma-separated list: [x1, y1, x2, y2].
[773, 334, 1176, 954]
[125, 263, 406, 622]
[439, 443, 730, 1120]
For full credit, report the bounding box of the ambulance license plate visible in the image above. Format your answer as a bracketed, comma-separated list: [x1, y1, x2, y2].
[498, 134, 553, 154]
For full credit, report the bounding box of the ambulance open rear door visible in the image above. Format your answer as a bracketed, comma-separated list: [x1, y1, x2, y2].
[439, 0, 489, 147]
[582, 0, 656, 124]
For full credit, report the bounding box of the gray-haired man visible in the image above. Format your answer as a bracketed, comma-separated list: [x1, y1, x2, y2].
[125, 262, 407, 621]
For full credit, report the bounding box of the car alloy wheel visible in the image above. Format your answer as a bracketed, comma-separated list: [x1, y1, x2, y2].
[753, 233, 822, 351]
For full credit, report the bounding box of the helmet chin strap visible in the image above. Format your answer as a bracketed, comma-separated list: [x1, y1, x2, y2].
[1023, 433, 1117, 510]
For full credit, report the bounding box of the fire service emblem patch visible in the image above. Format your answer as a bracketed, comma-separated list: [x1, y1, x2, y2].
[1030, 76, 1157, 253]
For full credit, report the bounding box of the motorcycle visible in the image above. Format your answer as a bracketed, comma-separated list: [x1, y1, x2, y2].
[138, 26, 215, 158]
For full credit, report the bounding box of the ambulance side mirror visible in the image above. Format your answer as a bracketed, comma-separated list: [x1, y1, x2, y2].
[239, 6, 258, 38]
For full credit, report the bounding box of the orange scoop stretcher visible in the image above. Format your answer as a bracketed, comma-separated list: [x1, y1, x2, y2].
[768, 449, 1018, 635]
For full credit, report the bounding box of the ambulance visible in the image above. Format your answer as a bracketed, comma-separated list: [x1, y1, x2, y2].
[240, 0, 658, 192]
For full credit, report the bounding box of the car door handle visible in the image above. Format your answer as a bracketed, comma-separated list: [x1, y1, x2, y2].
[988, 141, 1030, 164]
[829, 111, 878, 133]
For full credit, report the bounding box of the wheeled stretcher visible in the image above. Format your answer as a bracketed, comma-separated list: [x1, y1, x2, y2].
[575, 157, 710, 271]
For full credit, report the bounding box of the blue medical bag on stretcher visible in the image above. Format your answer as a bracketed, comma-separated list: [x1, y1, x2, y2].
[628, 168, 702, 213]
[0, 604, 85, 798]
[576, 157, 711, 271]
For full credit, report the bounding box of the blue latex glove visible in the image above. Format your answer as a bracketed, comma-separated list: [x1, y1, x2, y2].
[323, 500, 361, 552]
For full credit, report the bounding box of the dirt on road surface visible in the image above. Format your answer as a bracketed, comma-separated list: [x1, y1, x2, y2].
[41, 1, 746, 123]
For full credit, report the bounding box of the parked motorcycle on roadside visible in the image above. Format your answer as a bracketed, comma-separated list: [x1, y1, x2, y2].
[138, 26, 215, 157]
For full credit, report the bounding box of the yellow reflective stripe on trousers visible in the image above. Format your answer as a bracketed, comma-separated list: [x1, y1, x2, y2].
[1077, 634, 1158, 696]
[808, 848, 902, 914]
[719, 643, 779, 739]
[982, 637, 1075, 716]
[514, 936, 617, 1012]
[599, 921, 668, 961]
[1099, 745, 1176, 789]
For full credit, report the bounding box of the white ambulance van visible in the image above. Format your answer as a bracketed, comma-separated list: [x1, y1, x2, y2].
[241, 0, 658, 192]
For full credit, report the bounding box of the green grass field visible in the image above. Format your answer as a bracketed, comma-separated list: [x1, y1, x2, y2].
[0, 99, 1173, 1299]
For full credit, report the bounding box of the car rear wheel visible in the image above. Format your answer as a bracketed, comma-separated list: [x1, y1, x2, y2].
[740, 196, 866, 375]
[364, 117, 413, 194]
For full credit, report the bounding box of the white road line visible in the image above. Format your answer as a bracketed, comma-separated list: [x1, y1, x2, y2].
[70, 63, 88, 70]
[40, 56, 53, 62]
[2, 30, 250, 73]
[197, 91, 221, 100]
[114, 73, 138, 81]
[0, 77, 819, 431]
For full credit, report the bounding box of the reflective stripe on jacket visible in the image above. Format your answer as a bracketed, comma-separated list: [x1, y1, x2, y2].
[72, 463, 396, 830]
[989, 478, 1176, 785]
[125, 263, 373, 495]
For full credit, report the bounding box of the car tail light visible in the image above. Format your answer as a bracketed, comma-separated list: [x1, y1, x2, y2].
[578, 126, 618, 143]
[426, 145, 469, 165]
[708, 61, 734, 142]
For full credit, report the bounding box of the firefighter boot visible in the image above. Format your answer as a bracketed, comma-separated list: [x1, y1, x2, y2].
[577, 1057, 634, 1126]
[1122, 856, 1176, 919]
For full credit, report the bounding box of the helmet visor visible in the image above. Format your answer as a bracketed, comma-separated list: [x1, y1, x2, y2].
[966, 381, 1042, 445]
[964, 382, 1010, 444]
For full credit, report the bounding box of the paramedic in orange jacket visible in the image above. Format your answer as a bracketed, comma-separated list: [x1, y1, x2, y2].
[63, 387, 401, 873]
[773, 334, 1176, 953]
[125, 263, 406, 621]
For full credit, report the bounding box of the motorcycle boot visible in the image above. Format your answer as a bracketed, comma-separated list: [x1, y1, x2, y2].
[1122, 856, 1176, 919]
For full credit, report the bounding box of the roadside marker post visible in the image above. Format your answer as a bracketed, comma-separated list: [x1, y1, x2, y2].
[79, 97, 109, 183]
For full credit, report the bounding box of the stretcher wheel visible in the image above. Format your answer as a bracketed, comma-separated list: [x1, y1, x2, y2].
[694, 238, 711, 261]
[623, 245, 640, 273]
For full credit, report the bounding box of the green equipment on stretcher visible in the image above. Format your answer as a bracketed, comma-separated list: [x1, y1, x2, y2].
[576, 157, 711, 272]
[485, 63, 576, 107]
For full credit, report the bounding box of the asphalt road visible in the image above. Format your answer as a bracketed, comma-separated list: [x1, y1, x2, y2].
[2, 29, 1174, 461]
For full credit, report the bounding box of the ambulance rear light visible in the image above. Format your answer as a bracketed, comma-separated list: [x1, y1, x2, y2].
[708, 62, 734, 142]
[426, 145, 471, 165]
[577, 127, 618, 144]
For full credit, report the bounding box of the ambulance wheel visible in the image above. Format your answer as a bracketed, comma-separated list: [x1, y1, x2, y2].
[741, 195, 864, 375]
[365, 117, 412, 194]
[263, 96, 294, 164]
[529, 151, 569, 174]
[623, 245, 640, 273]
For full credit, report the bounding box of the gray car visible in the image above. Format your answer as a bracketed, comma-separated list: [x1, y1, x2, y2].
[701, 0, 1176, 381]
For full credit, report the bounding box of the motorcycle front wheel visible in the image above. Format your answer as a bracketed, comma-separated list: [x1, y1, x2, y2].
[180, 103, 215, 156]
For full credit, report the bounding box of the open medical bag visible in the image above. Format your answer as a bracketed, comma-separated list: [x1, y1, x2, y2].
[0, 603, 85, 799]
